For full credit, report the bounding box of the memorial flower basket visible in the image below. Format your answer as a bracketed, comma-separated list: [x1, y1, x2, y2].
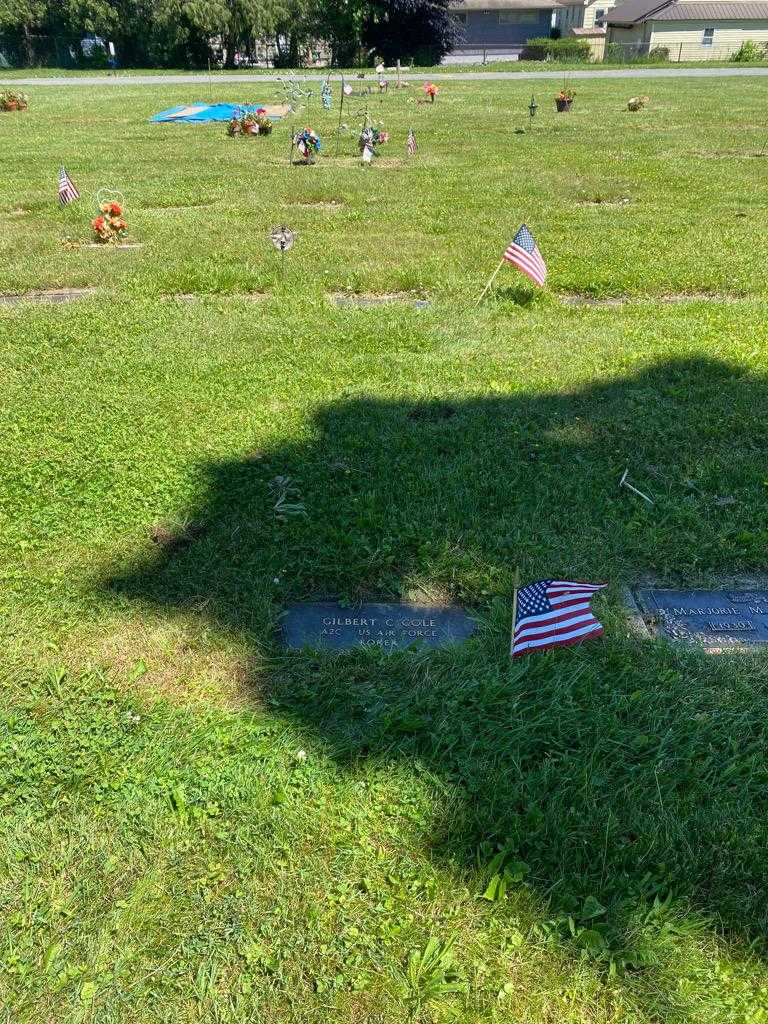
[424, 82, 438, 103]
[228, 108, 272, 137]
[555, 88, 575, 112]
[91, 200, 128, 243]
[1, 90, 28, 111]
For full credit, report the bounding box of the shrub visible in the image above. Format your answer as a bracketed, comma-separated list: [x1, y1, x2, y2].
[647, 46, 670, 61]
[521, 36, 591, 61]
[731, 39, 766, 62]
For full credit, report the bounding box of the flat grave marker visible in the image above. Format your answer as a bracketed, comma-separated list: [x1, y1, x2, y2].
[281, 601, 476, 652]
[633, 587, 768, 652]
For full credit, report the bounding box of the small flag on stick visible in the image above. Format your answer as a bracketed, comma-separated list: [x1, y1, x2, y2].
[510, 579, 606, 658]
[406, 127, 417, 156]
[58, 166, 80, 206]
[343, 82, 353, 97]
[476, 223, 546, 306]
[503, 223, 547, 287]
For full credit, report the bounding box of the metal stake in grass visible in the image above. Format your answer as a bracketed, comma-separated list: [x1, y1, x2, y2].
[619, 468, 654, 505]
[475, 258, 507, 307]
[509, 566, 521, 658]
[335, 76, 346, 156]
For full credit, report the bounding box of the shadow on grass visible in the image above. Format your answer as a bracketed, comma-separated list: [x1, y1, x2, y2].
[108, 356, 768, 969]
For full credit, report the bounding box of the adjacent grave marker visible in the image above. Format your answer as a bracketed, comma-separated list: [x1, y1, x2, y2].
[633, 587, 768, 651]
[281, 601, 476, 652]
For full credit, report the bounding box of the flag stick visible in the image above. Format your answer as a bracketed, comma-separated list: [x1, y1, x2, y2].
[335, 76, 345, 156]
[288, 123, 294, 166]
[509, 566, 521, 659]
[475, 258, 506, 307]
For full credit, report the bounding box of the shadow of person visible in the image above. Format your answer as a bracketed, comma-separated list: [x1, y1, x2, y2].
[107, 355, 768, 957]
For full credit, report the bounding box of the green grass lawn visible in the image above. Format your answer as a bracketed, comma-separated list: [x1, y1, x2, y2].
[2, 79, 768, 1023]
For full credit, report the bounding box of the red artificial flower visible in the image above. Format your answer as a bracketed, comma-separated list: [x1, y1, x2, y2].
[91, 215, 106, 231]
[108, 202, 122, 216]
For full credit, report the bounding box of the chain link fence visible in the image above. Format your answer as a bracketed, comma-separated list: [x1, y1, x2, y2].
[445, 38, 768, 65]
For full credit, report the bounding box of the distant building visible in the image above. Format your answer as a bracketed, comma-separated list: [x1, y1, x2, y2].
[556, 0, 617, 30]
[449, 0, 564, 52]
[607, 0, 768, 58]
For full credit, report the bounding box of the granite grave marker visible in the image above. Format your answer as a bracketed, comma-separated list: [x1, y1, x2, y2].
[633, 587, 768, 651]
[281, 601, 476, 652]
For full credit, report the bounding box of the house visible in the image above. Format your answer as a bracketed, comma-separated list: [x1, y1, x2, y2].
[607, 0, 768, 58]
[449, 0, 564, 52]
[557, 0, 617, 30]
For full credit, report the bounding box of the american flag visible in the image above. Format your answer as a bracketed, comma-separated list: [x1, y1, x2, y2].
[58, 166, 80, 206]
[406, 127, 417, 156]
[512, 579, 606, 658]
[504, 224, 546, 287]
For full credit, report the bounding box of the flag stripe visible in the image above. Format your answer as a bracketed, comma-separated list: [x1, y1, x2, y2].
[514, 625, 603, 657]
[516, 612, 599, 644]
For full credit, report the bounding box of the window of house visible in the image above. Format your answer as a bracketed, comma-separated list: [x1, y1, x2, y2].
[594, 7, 606, 25]
[702, 26, 715, 45]
[498, 9, 539, 22]
[454, 11, 467, 21]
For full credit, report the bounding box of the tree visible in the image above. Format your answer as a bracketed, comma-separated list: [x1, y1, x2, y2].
[362, 0, 460, 64]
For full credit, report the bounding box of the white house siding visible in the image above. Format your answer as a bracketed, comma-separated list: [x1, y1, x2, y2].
[649, 18, 768, 55]
[583, 0, 617, 28]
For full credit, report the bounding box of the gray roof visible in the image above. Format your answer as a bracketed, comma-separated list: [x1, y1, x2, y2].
[655, 1, 768, 17]
[609, 0, 768, 21]
[450, 0, 565, 9]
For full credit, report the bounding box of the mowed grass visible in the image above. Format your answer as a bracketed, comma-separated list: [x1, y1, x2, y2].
[2, 80, 768, 1023]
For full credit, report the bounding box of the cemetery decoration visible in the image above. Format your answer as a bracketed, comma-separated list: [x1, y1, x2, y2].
[1, 90, 28, 111]
[406, 127, 417, 156]
[269, 225, 295, 276]
[281, 601, 476, 653]
[321, 81, 332, 110]
[555, 88, 575, 112]
[528, 95, 538, 129]
[293, 127, 321, 164]
[633, 587, 768, 652]
[359, 122, 389, 162]
[424, 82, 438, 103]
[511, 578, 606, 658]
[90, 191, 128, 244]
[151, 103, 288, 124]
[227, 107, 273, 137]
[58, 166, 81, 206]
[477, 224, 547, 304]
[627, 95, 650, 111]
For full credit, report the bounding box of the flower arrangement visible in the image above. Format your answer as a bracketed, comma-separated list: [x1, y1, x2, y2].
[91, 200, 128, 244]
[424, 82, 438, 103]
[555, 88, 575, 111]
[358, 124, 390, 156]
[227, 107, 272, 137]
[1, 90, 29, 112]
[293, 127, 321, 163]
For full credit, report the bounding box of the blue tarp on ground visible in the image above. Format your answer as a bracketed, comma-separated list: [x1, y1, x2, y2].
[150, 103, 278, 123]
